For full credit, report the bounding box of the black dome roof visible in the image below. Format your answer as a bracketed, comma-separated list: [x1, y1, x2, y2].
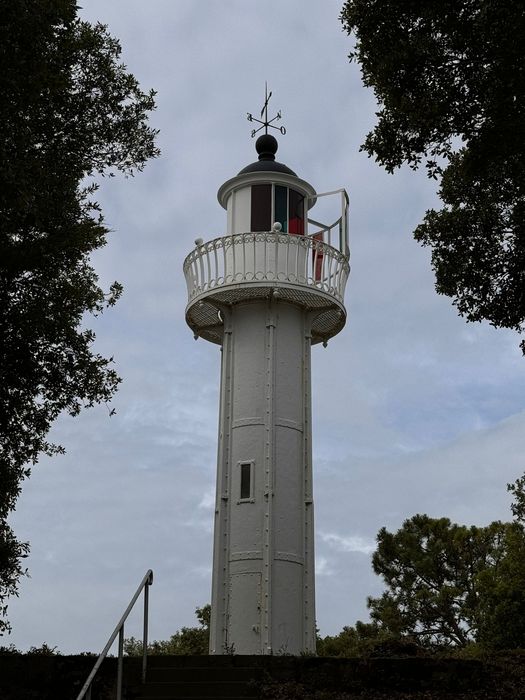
[238, 134, 297, 177]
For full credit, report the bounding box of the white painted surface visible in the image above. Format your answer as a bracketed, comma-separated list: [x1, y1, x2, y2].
[209, 300, 316, 654]
[229, 187, 250, 235]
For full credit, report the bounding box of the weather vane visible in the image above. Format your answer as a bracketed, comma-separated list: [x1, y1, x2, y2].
[247, 82, 286, 138]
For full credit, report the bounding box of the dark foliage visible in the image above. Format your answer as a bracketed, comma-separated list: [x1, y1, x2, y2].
[0, 0, 159, 632]
[508, 473, 525, 525]
[476, 521, 525, 649]
[317, 621, 395, 658]
[124, 604, 210, 656]
[340, 0, 525, 353]
[257, 654, 525, 700]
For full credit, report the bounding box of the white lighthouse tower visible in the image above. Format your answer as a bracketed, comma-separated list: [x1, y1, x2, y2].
[183, 105, 349, 655]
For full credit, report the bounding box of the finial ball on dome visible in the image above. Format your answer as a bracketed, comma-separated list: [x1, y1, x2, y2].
[255, 133, 278, 161]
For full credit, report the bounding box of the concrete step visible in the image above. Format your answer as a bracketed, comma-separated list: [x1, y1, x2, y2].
[147, 667, 262, 683]
[145, 655, 270, 668]
[139, 697, 256, 700]
[131, 660, 264, 699]
[138, 681, 258, 697]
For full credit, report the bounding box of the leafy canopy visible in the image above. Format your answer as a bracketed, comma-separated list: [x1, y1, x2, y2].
[508, 473, 525, 525]
[368, 511, 525, 650]
[0, 0, 159, 633]
[340, 0, 525, 353]
[316, 620, 391, 657]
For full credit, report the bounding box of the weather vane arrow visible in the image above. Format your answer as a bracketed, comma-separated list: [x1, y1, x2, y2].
[246, 82, 286, 138]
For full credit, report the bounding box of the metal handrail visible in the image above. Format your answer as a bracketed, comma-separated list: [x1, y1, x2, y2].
[183, 231, 350, 307]
[76, 569, 153, 700]
[307, 187, 350, 257]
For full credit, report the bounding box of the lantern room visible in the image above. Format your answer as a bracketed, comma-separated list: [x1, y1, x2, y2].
[217, 134, 317, 236]
[184, 131, 350, 347]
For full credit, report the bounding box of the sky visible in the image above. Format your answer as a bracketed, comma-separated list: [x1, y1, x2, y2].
[7, 0, 525, 654]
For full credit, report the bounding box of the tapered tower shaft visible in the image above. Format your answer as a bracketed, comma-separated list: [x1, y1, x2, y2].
[210, 299, 315, 654]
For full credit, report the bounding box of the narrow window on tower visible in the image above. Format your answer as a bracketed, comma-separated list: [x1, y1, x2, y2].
[239, 461, 254, 502]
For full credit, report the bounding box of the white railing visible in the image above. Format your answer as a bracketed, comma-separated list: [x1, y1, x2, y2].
[184, 232, 350, 305]
[307, 187, 349, 258]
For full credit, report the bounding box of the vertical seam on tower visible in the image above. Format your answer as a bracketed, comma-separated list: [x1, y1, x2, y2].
[210, 313, 231, 653]
[263, 297, 276, 654]
[222, 309, 234, 652]
[303, 311, 314, 652]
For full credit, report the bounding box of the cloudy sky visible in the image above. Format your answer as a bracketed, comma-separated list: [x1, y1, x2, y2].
[7, 0, 525, 653]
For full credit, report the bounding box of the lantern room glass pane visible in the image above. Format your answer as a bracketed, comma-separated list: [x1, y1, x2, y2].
[275, 185, 288, 232]
[288, 189, 304, 235]
[251, 184, 271, 232]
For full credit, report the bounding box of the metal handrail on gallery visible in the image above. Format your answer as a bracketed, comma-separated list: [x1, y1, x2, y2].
[76, 569, 153, 700]
[183, 231, 350, 306]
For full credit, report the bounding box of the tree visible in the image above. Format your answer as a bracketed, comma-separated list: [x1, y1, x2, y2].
[367, 515, 512, 648]
[508, 473, 525, 525]
[0, 0, 159, 633]
[473, 473, 525, 649]
[476, 522, 525, 650]
[317, 620, 389, 657]
[0, 526, 28, 634]
[124, 605, 211, 656]
[340, 1, 525, 354]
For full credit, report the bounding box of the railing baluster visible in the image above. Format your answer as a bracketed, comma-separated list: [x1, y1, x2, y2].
[206, 245, 211, 289]
[213, 244, 219, 283]
[264, 233, 267, 279]
[328, 251, 334, 290]
[253, 233, 256, 279]
[274, 230, 279, 280]
[193, 258, 199, 294]
[286, 233, 290, 279]
[198, 249, 205, 291]
[335, 252, 343, 299]
[302, 238, 308, 281]
[222, 238, 228, 282]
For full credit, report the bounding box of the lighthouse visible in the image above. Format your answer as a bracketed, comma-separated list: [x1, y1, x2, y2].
[183, 101, 350, 655]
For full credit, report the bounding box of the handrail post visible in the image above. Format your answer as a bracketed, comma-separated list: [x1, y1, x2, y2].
[117, 625, 124, 700]
[142, 577, 150, 683]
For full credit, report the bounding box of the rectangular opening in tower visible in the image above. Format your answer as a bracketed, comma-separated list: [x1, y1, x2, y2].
[240, 462, 252, 500]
